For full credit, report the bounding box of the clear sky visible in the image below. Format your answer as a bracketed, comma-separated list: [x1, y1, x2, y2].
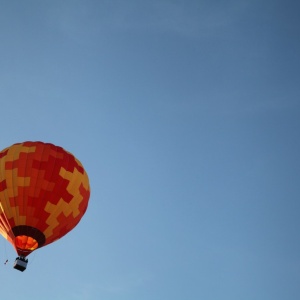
[0, 0, 299, 299]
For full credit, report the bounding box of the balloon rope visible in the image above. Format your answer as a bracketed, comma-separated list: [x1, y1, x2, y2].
[2, 238, 8, 264]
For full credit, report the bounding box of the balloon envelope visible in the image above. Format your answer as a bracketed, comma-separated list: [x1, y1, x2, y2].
[0, 141, 90, 257]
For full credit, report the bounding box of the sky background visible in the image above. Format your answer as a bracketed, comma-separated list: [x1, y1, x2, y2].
[0, 0, 300, 299]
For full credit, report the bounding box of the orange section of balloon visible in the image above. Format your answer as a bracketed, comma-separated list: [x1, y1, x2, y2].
[0, 141, 90, 257]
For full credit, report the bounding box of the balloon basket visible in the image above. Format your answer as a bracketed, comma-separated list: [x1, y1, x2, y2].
[13, 257, 28, 272]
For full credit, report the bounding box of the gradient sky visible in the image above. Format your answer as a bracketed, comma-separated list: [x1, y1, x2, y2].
[0, 1, 300, 299]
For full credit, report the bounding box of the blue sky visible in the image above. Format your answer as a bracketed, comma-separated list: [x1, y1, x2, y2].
[0, 0, 300, 299]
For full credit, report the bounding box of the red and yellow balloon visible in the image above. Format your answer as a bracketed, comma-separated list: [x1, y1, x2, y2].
[0, 141, 90, 257]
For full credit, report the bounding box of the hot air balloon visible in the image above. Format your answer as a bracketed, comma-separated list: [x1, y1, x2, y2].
[0, 141, 90, 271]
